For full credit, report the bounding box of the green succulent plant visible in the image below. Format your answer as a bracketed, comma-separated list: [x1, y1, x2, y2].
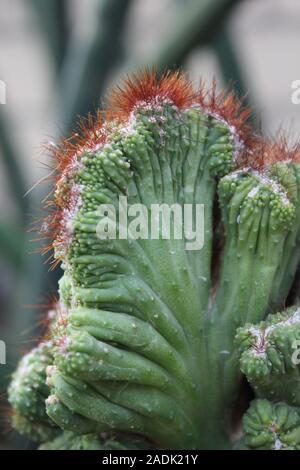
[8, 71, 300, 449]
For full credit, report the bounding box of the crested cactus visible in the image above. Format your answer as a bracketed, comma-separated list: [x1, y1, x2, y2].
[8, 71, 300, 449]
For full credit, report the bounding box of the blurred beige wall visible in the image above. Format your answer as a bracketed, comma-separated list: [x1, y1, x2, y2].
[1, 0, 300, 215]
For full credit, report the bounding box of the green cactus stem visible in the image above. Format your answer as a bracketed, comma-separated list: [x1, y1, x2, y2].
[8, 71, 300, 449]
[241, 399, 300, 450]
[236, 306, 300, 406]
[8, 341, 59, 442]
[39, 431, 152, 450]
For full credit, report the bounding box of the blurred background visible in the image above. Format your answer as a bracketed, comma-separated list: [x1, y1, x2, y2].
[0, 0, 300, 449]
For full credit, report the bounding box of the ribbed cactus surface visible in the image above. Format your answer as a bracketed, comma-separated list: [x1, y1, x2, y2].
[8, 71, 300, 450]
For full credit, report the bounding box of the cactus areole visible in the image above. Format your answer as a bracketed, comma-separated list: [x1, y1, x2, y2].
[8, 71, 300, 450]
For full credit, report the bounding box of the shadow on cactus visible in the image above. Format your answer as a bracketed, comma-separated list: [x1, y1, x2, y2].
[8, 70, 300, 450]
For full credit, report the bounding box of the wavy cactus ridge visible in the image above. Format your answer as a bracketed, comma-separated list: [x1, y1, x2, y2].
[236, 306, 300, 406]
[39, 430, 153, 451]
[8, 341, 59, 443]
[8, 70, 300, 450]
[241, 399, 300, 450]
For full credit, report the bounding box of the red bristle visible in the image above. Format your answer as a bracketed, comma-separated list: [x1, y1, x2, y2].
[50, 304, 69, 351]
[242, 133, 300, 171]
[36, 110, 109, 266]
[52, 110, 107, 178]
[106, 68, 197, 121]
[35, 295, 60, 338]
[195, 80, 254, 152]
[43, 301, 69, 343]
[107, 70, 253, 150]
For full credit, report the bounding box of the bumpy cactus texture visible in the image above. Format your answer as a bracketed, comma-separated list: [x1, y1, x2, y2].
[8, 71, 300, 449]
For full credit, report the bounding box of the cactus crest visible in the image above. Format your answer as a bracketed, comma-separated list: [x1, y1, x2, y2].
[8, 70, 300, 450]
